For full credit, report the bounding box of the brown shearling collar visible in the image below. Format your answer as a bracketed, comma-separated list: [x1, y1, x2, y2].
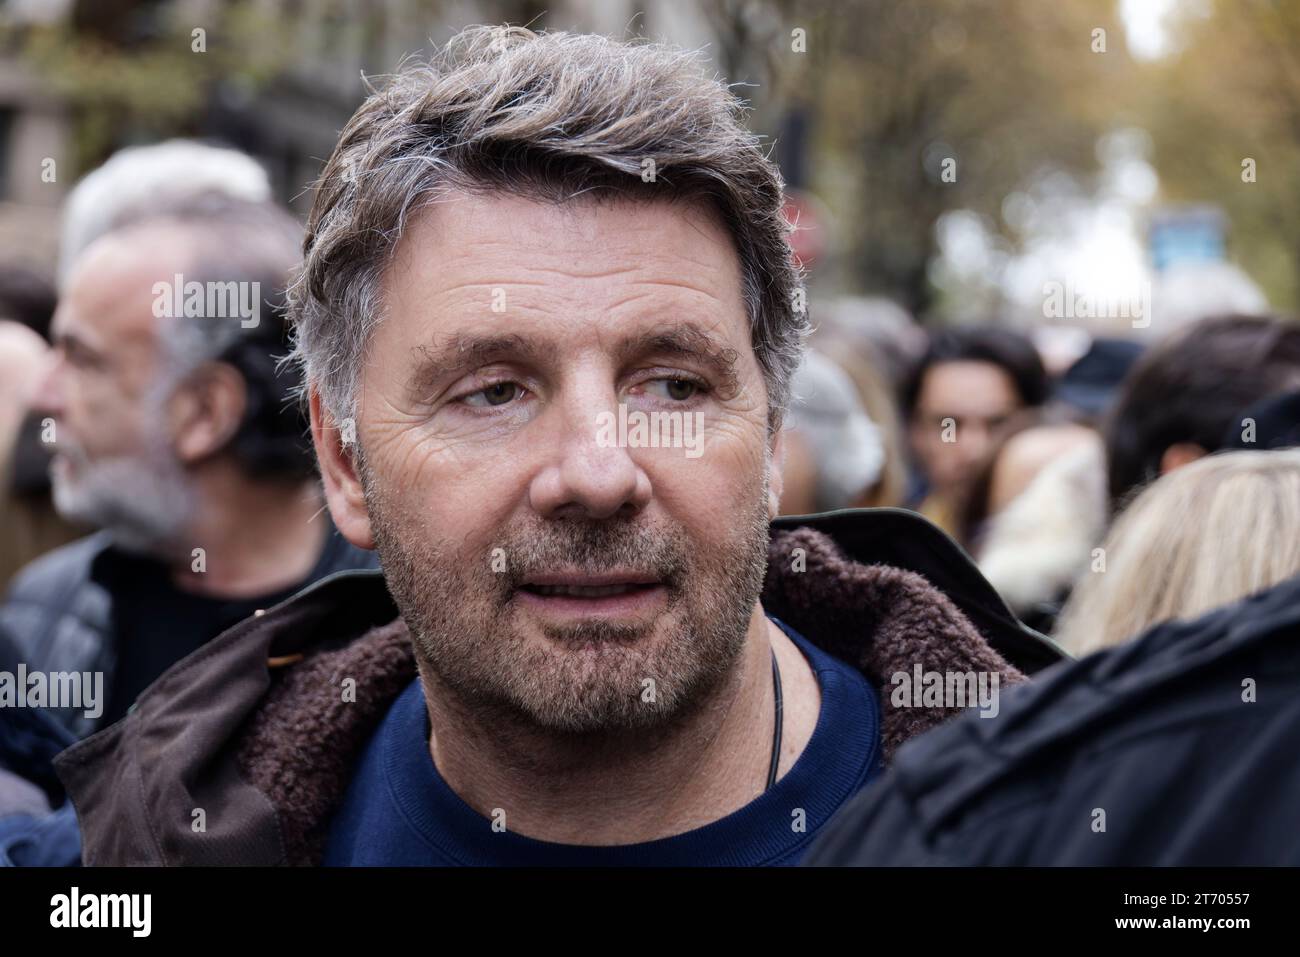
[233, 526, 1023, 865]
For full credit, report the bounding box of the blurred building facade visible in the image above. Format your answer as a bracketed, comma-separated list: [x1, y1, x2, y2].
[0, 0, 721, 273]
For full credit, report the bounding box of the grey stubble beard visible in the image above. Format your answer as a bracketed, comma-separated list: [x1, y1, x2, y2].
[359, 450, 773, 748]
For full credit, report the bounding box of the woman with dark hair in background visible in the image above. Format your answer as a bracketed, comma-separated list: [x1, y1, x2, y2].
[902, 326, 1049, 537]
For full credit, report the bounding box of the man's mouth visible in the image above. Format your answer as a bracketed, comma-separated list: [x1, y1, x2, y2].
[523, 583, 656, 598]
[514, 572, 669, 622]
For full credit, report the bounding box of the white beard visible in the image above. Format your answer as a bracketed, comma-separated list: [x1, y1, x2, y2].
[51, 437, 196, 557]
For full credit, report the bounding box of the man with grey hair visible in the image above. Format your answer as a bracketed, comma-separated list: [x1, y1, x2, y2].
[1, 155, 376, 742]
[58, 26, 1059, 866]
[57, 139, 272, 288]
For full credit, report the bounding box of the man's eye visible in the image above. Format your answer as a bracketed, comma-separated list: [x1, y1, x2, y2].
[647, 378, 701, 401]
[463, 382, 523, 407]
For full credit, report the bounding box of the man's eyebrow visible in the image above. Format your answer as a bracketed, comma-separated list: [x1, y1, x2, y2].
[407, 333, 558, 399]
[616, 324, 741, 399]
[406, 324, 743, 401]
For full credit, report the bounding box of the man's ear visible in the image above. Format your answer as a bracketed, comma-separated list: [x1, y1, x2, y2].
[310, 388, 374, 550]
[1159, 441, 1207, 475]
[170, 362, 246, 465]
[767, 425, 786, 521]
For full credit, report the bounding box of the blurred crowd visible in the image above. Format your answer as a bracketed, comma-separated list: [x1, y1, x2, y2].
[785, 300, 1300, 642]
[1, 133, 1298, 867]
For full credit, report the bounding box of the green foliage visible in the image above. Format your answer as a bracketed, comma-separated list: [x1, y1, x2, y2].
[779, 0, 1130, 316]
[6, 2, 284, 176]
[1141, 0, 1300, 310]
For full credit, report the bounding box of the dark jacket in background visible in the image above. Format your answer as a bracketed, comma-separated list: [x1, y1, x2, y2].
[54, 509, 1065, 865]
[0, 625, 74, 805]
[1221, 389, 1300, 450]
[0, 524, 379, 739]
[805, 572, 1300, 866]
[0, 625, 81, 867]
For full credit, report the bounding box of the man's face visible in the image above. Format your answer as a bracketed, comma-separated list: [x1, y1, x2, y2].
[34, 231, 195, 550]
[334, 192, 780, 733]
[909, 359, 1022, 494]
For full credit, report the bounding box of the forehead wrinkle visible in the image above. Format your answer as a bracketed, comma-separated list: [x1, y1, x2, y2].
[430, 276, 553, 297]
[599, 277, 732, 315]
[508, 240, 734, 288]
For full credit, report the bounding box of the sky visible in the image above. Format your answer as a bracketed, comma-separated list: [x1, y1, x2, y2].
[1119, 0, 1182, 60]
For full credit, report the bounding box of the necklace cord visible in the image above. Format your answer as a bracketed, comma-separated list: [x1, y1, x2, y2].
[765, 648, 784, 791]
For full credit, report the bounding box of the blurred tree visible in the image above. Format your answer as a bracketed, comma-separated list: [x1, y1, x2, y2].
[1141, 0, 1300, 312]
[1, 0, 1151, 322]
[778, 0, 1130, 317]
[4, 0, 286, 175]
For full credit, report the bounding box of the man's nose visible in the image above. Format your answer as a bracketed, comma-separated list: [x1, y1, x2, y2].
[528, 390, 652, 520]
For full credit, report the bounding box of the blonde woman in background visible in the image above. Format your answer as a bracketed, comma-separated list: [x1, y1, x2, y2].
[1056, 449, 1300, 656]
